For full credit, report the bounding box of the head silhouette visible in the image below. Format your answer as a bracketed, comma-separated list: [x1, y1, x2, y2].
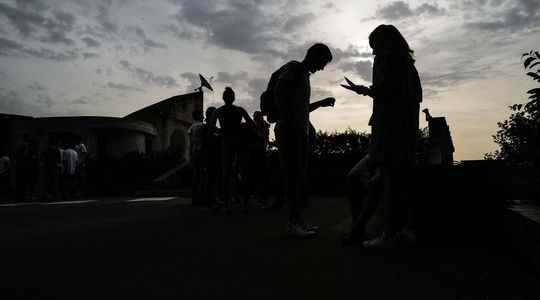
[205, 106, 216, 121]
[192, 110, 203, 122]
[304, 43, 333, 73]
[223, 87, 235, 105]
[369, 24, 414, 61]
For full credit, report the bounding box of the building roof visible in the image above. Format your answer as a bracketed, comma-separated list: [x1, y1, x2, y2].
[124, 91, 202, 119]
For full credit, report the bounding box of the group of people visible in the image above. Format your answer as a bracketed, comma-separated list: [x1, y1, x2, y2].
[191, 24, 422, 248]
[0, 135, 88, 203]
[188, 90, 272, 213]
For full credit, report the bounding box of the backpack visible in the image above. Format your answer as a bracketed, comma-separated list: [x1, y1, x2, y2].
[260, 66, 284, 123]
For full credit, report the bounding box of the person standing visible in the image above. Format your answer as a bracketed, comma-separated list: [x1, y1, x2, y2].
[0, 151, 11, 202]
[273, 43, 333, 237]
[208, 87, 255, 213]
[14, 134, 38, 202]
[341, 24, 422, 247]
[61, 144, 79, 201]
[202, 106, 220, 210]
[249, 111, 270, 207]
[43, 137, 62, 202]
[74, 138, 88, 198]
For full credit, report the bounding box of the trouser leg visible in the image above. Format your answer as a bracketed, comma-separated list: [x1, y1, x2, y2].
[278, 129, 308, 222]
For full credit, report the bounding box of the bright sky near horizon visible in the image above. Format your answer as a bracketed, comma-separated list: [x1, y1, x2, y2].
[1, 0, 539, 160]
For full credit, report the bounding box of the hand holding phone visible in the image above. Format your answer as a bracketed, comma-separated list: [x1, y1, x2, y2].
[341, 77, 370, 96]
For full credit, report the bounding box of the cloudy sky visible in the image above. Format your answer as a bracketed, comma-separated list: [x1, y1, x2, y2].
[1, 0, 539, 159]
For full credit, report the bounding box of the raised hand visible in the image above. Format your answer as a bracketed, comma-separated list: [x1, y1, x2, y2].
[320, 97, 336, 107]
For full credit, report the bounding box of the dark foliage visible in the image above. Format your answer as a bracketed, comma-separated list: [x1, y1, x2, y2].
[487, 50, 540, 167]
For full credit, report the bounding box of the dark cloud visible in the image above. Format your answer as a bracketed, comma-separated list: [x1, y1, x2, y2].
[332, 45, 371, 64]
[96, 2, 119, 34]
[0, 89, 47, 115]
[0, 37, 79, 61]
[128, 26, 167, 50]
[82, 52, 100, 59]
[0, 3, 77, 46]
[338, 60, 373, 82]
[172, 1, 279, 54]
[105, 82, 145, 93]
[27, 82, 46, 91]
[162, 24, 205, 40]
[0, 2, 46, 37]
[282, 13, 316, 32]
[419, 60, 492, 98]
[464, 0, 540, 32]
[421, 70, 486, 90]
[375, 1, 447, 20]
[180, 72, 200, 90]
[82, 37, 101, 48]
[15, 0, 49, 12]
[246, 77, 267, 99]
[272, 42, 367, 65]
[0, 89, 24, 114]
[170, 1, 302, 56]
[36, 93, 54, 107]
[216, 71, 248, 85]
[119, 60, 179, 88]
[70, 96, 92, 105]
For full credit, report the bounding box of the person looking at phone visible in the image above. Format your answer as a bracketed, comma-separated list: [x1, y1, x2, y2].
[341, 25, 422, 248]
[274, 43, 334, 237]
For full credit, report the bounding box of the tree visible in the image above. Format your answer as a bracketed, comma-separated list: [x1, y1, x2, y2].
[487, 50, 540, 166]
[311, 128, 370, 157]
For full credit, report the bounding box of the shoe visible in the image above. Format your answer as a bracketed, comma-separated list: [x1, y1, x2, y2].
[362, 232, 397, 249]
[303, 223, 320, 232]
[287, 222, 318, 238]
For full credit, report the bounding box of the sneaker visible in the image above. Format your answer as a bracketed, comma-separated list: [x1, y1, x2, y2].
[287, 222, 318, 238]
[362, 232, 397, 249]
[303, 223, 320, 232]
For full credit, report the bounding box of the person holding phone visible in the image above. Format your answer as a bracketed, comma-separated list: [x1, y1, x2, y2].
[273, 43, 334, 237]
[341, 24, 422, 248]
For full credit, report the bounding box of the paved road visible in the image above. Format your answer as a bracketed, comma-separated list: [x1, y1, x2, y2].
[1, 196, 538, 299]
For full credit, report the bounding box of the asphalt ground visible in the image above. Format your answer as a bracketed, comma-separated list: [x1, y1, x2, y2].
[1, 196, 539, 299]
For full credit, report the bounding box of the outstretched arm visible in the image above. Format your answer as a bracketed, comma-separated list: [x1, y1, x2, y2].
[309, 97, 336, 112]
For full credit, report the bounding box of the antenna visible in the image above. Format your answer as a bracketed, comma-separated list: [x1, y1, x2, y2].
[196, 74, 214, 92]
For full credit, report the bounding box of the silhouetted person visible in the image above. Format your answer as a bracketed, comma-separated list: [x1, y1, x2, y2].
[202, 106, 220, 209]
[341, 24, 422, 248]
[14, 134, 38, 202]
[60, 143, 79, 201]
[189, 109, 206, 205]
[0, 151, 11, 201]
[208, 87, 255, 213]
[43, 137, 62, 202]
[74, 138, 88, 198]
[267, 99, 335, 211]
[248, 111, 270, 207]
[273, 43, 333, 237]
